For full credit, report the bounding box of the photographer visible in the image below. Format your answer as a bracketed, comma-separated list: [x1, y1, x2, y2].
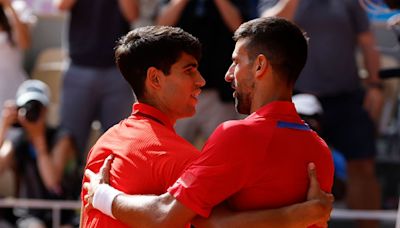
[0, 80, 78, 228]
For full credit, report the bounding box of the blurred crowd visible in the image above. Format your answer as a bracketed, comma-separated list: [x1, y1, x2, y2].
[0, 0, 393, 227]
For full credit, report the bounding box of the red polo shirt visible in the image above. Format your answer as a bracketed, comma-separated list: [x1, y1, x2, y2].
[168, 101, 334, 219]
[81, 103, 200, 228]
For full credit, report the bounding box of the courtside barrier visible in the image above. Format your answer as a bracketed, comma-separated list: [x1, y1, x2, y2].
[0, 199, 399, 227]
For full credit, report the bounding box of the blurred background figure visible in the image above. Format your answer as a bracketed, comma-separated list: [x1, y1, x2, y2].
[156, 0, 252, 146]
[0, 80, 78, 228]
[132, 0, 158, 28]
[260, 1, 383, 227]
[53, 0, 138, 167]
[0, 0, 36, 125]
[292, 93, 347, 203]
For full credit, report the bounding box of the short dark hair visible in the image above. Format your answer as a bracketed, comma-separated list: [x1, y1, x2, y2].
[115, 26, 202, 100]
[233, 17, 308, 86]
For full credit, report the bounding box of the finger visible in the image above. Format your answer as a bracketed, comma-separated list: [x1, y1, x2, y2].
[327, 193, 335, 203]
[84, 169, 96, 180]
[99, 154, 114, 184]
[308, 162, 320, 189]
[82, 182, 90, 192]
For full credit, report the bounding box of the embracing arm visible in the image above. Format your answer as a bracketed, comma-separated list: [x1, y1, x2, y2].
[111, 192, 196, 228]
[192, 163, 333, 228]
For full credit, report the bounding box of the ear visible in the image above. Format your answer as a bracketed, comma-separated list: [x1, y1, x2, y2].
[146, 67, 162, 90]
[254, 54, 268, 78]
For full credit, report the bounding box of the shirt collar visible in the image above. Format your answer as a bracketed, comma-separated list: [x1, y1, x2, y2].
[131, 102, 175, 131]
[247, 101, 300, 120]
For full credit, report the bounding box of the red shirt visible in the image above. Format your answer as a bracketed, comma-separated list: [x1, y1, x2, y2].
[81, 103, 200, 227]
[168, 101, 334, 218]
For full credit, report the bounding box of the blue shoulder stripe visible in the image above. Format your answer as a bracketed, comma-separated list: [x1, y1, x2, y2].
[277, 121, 310, 131]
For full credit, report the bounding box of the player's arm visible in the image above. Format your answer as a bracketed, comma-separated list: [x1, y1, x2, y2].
[191, 163, 333, 228]
[83, 155, 197, 227]
[84, 157, 332, 228]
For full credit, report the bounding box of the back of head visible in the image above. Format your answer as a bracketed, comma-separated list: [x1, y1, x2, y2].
[233, 17, 308, 86]
[115, 26, 202, 100]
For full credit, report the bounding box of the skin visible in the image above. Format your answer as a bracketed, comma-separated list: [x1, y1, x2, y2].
[261, 2, 382, 227]
[156, 0, 242, 32]
[81, 39, 333, 227]
[0, 100, 75, 192]
[0, 0, 31, 49]
[145, 52, 205, 124]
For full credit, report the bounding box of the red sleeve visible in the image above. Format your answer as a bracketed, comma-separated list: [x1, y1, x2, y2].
[168, 122, 255, 217]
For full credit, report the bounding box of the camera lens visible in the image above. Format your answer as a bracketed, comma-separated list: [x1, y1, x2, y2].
[19, 100, 43, 122]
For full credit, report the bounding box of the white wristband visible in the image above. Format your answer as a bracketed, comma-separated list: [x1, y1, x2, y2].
[93, 184, 122, 219]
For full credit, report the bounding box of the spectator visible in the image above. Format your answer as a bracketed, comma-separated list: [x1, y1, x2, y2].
[260, 1, 383, 227]
[53, 0, 138, 165]
[156, 0, 251, 144]
[0, 0, 35, 124]
[0, 80, 78, 228]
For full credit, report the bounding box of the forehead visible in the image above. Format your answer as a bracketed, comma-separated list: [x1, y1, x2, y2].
[173, 52, 198, 67]
[233, 39, 249, 58]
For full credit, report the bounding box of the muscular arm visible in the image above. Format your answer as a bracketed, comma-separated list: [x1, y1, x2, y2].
[111, 192, 196, 227]
[118, 0, 139, 22]
[261, 0, 299, 20]
[156, 0, 189, 26]
[85, 157, 332, 227]
[213, 0, 243, 32]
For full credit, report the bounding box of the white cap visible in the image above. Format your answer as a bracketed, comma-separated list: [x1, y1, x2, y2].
[292, 94, 323, 116]
[16, 80, 50, 107]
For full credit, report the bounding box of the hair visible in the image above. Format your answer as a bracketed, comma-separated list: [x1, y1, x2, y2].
[233, 17, 308, 86]
[115, 26, 202, 100]
[0, 5, 14, 46]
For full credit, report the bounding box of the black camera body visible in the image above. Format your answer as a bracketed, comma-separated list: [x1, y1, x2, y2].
[384, 0, 400, 9]
[18, 100, 43, 123]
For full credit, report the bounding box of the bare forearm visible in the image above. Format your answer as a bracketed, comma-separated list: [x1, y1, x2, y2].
[156, 0, 189, 26]
[111, 193, 192, 228]
[4, 5, 30, 50]
[213, 0, 242, 32]
[261, 0, 299, 20]
[53, 0, 76, 11]
[118, 0, 139, 22]
[33, 136, 61, 191]
[359, 32, 381, 84]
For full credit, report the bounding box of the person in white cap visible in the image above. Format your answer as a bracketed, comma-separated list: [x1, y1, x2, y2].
[0, 79, 79, 227]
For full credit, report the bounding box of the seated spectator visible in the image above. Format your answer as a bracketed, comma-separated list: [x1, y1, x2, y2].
[0, 80, 79, 228]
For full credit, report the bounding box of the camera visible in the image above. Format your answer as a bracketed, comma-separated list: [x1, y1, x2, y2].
[18, 100, 44, 123]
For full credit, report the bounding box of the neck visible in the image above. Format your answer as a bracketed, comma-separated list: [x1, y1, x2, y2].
[139, 97, 177, 125]
[250, 80, 292, 113]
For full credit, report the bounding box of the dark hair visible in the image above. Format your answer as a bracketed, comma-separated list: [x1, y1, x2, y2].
[0, 5, 14, 46]
[233, 17, 308, 86]
[115, 26, 202, 100]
